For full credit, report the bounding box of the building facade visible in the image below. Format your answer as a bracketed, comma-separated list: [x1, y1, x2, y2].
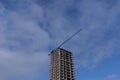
[50, 48, 75, 80]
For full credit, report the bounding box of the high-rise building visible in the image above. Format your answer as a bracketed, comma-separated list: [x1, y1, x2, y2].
[50, 48, 75, 80]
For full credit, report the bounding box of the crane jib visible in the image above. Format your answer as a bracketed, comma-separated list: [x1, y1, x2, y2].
[58, 28, 82, 48]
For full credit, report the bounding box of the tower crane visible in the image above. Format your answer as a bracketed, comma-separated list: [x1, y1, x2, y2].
[57, 28, 82, 48]
[48, 28, 82, 56]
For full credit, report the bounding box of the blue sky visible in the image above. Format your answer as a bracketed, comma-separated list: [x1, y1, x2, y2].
[0, 0, 120, 80]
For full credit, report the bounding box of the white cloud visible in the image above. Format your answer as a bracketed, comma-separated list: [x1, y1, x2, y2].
[0, 1, 51, 52]
[104, 74, 119, 80]
[0, 1, 50, 80]
[72, 0, 120, 69]
[0, 48, 49, 80]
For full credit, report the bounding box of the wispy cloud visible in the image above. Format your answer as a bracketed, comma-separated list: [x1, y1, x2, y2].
[71, 0, 120, 69]
[0, 48, 48, 80]
[104, 74, 119, 80]
[0, 1, 50, 79]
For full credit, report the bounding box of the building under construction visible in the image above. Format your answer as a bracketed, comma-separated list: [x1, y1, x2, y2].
[50, 48, 75, 80]
[49, 28, 82, 80]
